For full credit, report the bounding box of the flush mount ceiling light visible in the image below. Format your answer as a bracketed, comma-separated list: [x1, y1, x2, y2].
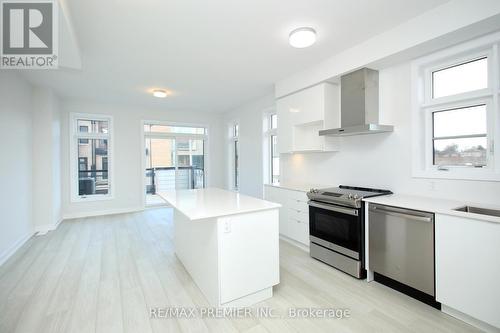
[289, 27, 316, 48]
[153, 89, 167, 98]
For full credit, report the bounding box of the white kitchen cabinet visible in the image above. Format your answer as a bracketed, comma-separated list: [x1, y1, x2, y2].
[263, 185, 290, 237]
[276, 82, 340, 153]
[264, 185, 309, 247]
[435, 214, 500, 329]
[276, 101, 294, 154]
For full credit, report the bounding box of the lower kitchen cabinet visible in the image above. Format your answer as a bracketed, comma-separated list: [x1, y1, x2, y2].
[264, 185, 309, 247]
[435, 214, 500, 329]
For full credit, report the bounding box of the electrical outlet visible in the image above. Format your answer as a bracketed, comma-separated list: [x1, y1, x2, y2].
[224, 221, 231, 233]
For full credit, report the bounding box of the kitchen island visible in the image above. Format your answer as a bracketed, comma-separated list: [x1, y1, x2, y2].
[158, 188, 281, 307]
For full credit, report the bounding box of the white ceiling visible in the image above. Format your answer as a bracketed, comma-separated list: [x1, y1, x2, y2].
[22, 0, 448, 113]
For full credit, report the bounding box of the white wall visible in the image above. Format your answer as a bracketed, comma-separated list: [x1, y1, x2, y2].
[275, 0, 500, 97]
[52, 100, 62, 227]
[223, 94, 275, 198]
[32, 87, 62, 233]
[280, 62, 500, 205]
[60, 100, 226, 218]
[0, 72, 34, 265]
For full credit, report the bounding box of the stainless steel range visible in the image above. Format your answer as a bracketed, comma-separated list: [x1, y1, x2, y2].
[307, 185, 392, 278]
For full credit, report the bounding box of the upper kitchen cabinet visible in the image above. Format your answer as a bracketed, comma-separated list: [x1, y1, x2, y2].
[276, 82, 340, 153]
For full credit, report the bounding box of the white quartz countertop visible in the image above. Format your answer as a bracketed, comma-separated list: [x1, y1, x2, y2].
[363, 194, 500, 224]
[264, 182, 328, 193]
[158, 188, 281, 221]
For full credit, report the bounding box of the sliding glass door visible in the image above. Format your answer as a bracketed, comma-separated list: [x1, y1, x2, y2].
[144, 123, 207, 206]
[175, 138, 205, 189]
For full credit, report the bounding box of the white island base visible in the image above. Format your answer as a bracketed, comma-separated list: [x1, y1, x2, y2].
[161, 188, 280, 307]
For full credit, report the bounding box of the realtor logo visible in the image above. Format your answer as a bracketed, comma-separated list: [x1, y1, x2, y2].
[1, 0, 58, 69]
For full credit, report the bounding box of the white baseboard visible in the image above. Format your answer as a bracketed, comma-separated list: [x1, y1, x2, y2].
[0, 232, 33, 267]
[34, 217, 63, 236]
[279, 235, 310, 253]
[62, 206, 144, 220]
[442, 305, 500, 332]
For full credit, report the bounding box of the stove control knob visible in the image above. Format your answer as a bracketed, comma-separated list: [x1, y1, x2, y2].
[348, 193, 354, 200]
[353, 194, 360, 200]
[310, 188, 319, 193]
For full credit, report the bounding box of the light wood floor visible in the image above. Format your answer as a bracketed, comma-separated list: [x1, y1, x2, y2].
[0, 208, 480, 333]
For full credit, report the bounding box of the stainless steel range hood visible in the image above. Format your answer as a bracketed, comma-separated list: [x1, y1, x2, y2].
[319, 68, 393, 136]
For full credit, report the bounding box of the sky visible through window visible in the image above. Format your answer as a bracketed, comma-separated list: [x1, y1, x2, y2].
[432, 57, 488, 99]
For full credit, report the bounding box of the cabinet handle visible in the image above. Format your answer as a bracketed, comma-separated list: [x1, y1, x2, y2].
[369, 206, 433, 223]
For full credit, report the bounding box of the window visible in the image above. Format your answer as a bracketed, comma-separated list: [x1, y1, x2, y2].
[233, 124, 239, 137]
[177, 155, 190, 167]
[79, 125, 89, 144]
[266, 112, 279, 183]
[144, 124, 206, 135]
[71, 114, 112, 200]
[271, 135, 279, 183]
[412, 33, 500, 181]
[432, 57, 488, 99]
[231, 124, 239, 190]
[177, 141, 190, 151]
[102, 157, 108, 180]
[432, 105, 487, 167]
[78, 157, 88, 171]
[143, 122, 207, 202]
[270, 114, 278, 129]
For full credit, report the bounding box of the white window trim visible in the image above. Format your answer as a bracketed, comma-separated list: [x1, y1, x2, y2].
[411, 31, 500, 182]
[140, 120, 210, 208]
[264, 110, 278, 184]
[70, 113, 114, 202]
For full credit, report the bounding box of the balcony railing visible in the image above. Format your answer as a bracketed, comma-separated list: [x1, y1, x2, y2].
[146, 166, 204, 194]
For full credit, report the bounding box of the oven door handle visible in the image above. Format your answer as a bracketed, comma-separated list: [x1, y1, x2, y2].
[308, 201, 359, 216]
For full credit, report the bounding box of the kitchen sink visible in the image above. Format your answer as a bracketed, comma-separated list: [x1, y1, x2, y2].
[453, 206, 500, 218]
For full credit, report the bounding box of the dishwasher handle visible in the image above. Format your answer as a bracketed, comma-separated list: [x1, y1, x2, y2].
[369, 205, 433, 223]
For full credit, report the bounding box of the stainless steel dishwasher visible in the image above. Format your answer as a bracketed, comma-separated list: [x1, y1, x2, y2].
[369, 204, 438, 307]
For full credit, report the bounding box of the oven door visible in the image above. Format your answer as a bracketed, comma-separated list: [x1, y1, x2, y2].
[308, 201, 361, 259]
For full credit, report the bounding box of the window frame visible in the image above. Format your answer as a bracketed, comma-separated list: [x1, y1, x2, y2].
[265, 112, 279, 184]
[411, 32, 500, 181]
[234, 140, 239, 190]
[424, 99, 492, 170]
[270, 134, 279, 183]
[230, 123, 239, 191]
[70, 113, 114, 202]
[424, 51, 492, 104]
